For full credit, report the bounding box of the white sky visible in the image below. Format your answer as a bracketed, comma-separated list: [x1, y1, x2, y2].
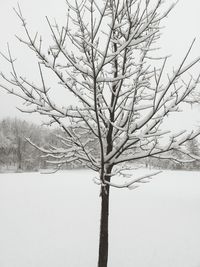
[0, 0, 200, 129]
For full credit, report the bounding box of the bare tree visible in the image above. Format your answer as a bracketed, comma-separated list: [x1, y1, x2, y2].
[1, 1, 200, 266]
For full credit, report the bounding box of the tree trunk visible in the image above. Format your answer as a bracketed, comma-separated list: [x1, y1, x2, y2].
[98, 177, 111, 267]
[17, 137, 22, 170]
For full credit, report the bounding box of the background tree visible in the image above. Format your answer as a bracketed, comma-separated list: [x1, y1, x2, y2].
[0, 118, 54, 171]
[185, 138, 200, 169]
[0, 121, 13, 168]
[1, 1, 200, 266]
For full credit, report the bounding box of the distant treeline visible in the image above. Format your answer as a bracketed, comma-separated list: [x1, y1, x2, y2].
[0, 117, 200, 172]
[138, 137, 200, 171]
[0, 118, 65, 172]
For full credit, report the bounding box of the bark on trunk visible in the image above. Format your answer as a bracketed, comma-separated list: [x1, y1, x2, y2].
[98, 180, 110, 267]
[17, 137, 22, 170]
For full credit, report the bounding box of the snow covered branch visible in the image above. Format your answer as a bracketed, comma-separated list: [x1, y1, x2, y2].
[103, 171, 162, 190]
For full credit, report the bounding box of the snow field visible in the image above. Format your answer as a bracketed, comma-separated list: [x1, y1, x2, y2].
[0, 169, 200, 267]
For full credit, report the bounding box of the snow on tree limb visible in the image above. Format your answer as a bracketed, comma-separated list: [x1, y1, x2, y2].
[103, 171, 162, 189]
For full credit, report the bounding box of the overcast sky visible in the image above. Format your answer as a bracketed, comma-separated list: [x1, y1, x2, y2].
[0, 0, 200, 128]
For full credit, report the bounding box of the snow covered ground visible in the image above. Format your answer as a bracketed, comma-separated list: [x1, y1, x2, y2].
[0, 169, 200, 267]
